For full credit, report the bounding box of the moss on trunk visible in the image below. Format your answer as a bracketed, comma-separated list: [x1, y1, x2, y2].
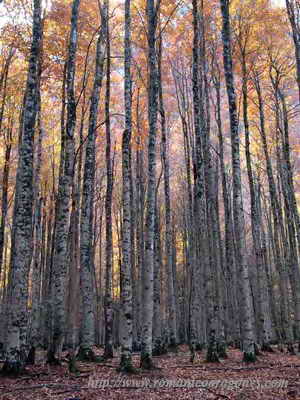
[140, 353, 156, 370]
[1, 360, 25, 376]
[243, 351, 257, 363]
[217, 342, 228, 359]
[117, 355, 137, 374]
[77, 347, 102, 362]
[68, 356, 80, 374]
[206, 347, 220, 363]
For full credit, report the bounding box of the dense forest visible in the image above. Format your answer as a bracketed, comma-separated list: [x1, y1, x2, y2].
[0, 0, 300, 389]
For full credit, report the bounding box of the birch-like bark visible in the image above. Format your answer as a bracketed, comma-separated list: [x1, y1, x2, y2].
[2, 0, 42, 375]
[28, 196, 43, 364]
[28, 38, 45, 360]
[153, 202, 163, 355]
[104, 0, 114, 360]
[158, 37, 177, 351]
[48, 0, 80, 364]
[119, 0, 134, 372]
[134, 88, 144, 351]
[65, 187, 80, 371]
[219, 0, 256, 361]
[40, 195, 54, 350]
[67, 48, 87, 357]
[140, 0, 159, 369]
[190, 0, 206, 362]
[78, 10, 106, 362]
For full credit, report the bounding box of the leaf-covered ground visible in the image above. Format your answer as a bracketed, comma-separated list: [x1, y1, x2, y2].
[0, 346, 300, 399]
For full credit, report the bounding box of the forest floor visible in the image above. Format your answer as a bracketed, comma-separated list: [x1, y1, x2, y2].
[0, 345, 300, 399]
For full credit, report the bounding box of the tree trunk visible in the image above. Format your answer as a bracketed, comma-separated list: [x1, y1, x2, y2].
[286, 0, 300, 102]
[241, 56, 272, 350]
[48, 0, 80, 364]
[2, 0, 42, 375]
[78, 6, 106, 363]
[158, 37, 177, 351]
[153, 202, 163, 355]
[104, 0, 114, 360]
[253, 72, 293, 346]
[140, 0, 160, 370]
[119, 0, 134, 373]
[219, 0, 256, 362]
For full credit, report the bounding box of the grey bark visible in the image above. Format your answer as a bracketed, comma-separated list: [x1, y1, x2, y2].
[0, 50, 14, 277]
[240, 53, 272, 350]
[253, 71, 294, 346]
[140, 0, 160, 369]
[286, 0, 300, 102]
[219, 0, 256, 361]
[153, 202, 163, 355]
[212, 63, 239, 346]
[134, 88, 144, 351]
[104, 0, 114, 360]
[158, 37, 177, 350]
[119, 0, 134, 372]
[190, 0, 206, 361]
[48, 0, 80, 364]
[78, 7, 106, 361]
[2, 0, 42, 374]
[0, 129, 12, 280]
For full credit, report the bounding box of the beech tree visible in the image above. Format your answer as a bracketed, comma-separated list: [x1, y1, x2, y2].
[119, 0, 134, 373]
[219, 0, 256, 362]
[48, 0, 81, 365]
[2, 0, 42, 375]
[140, 0, 160, 370]
[78, 2, 107, 363]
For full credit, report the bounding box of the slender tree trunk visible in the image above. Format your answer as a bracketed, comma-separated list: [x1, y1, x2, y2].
[190, 0, 206, 362]
[275, 84, 300, 344]
[158, 38, 177, 351]
[201, 26, 220, 362]
[27, 44, 45, 360]
[286, 0, 300, 102]
[153, 202, 163, 355]
[48, 0, 80, 364]
[140, 0, 160, 369]
[2, 0, 42, 375]
[0, 133, 11, 278]
[241, 56, 272, 351]
[119, 0, 134, 372]
[219, 0, 256, 362]
[134, 88, 144, 352]
[212, 67, 239, 346]
[253, 72, 294, 347]
[0, 50, 14, 278]
[78, 8, 106, 363]
[104, 0, 114, 360]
